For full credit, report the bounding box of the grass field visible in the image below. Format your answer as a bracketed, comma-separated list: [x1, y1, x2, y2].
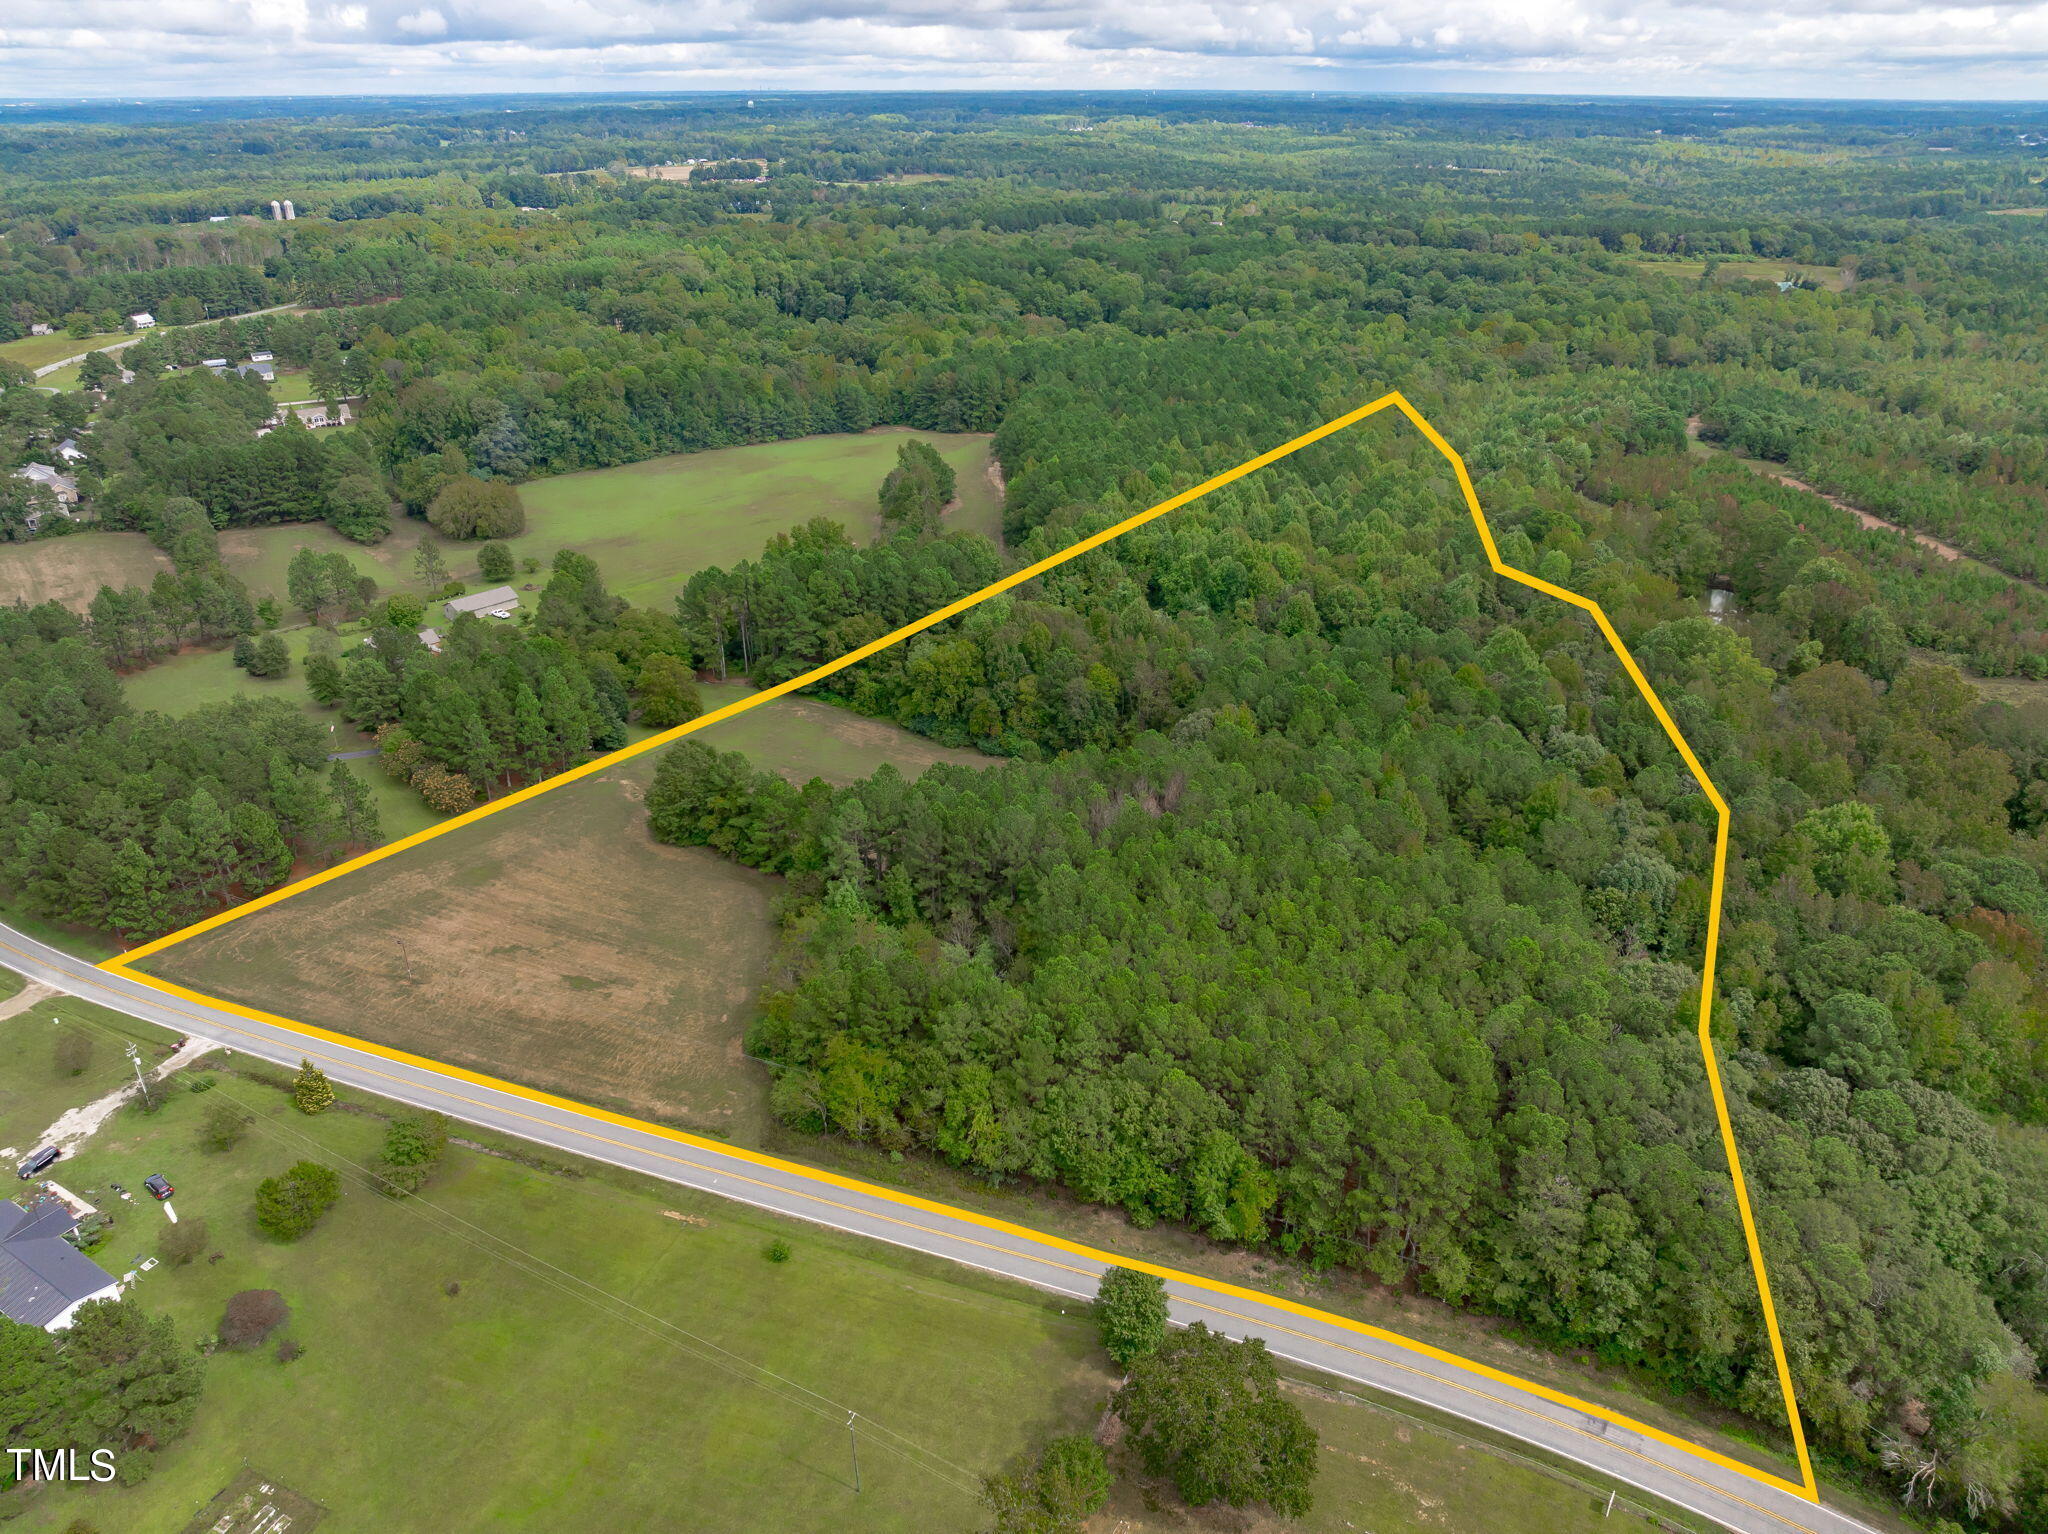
[694, 681, 996, 785]
[0, 430, 1002, 617]
[0, 532, 175, 610]
[509, 428, 999, 605]
[142, 694, 997, 1138]
[2, 1038, 1723, 1534]
[0, 995, 183, 1158]
[0, 329, 129, 372]
[141, 755, 787, 1137]
[1630, 258, 1851, 291]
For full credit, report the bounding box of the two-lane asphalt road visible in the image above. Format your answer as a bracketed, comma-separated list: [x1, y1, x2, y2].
[0, 920, 1880, 1534]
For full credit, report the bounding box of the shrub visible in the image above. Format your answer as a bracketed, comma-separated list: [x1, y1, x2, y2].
[200, 1097, 247, 1152]
[763, 1239, 792, 1264]
[218, 1289, 290, 1350]
[160, 1217, 209, 1267]
[253, 1161, 341, 1242]
[54, 1029, 92, 1078]
[476, 541, 515, 582]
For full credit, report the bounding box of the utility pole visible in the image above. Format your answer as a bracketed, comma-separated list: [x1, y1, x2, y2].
[847, 1411, 861, 1494]
[125, 1043, 151, 1109]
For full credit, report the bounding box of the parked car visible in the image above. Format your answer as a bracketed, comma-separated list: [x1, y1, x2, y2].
[143, 1174, 174, 1201]
[16, 1146, 60, 1179]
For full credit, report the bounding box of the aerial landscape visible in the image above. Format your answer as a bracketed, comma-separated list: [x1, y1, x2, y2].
[0, 20, 2046, 1534]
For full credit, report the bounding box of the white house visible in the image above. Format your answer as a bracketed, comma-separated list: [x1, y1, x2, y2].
[54, 438, 85, 463]
[444, 586, 520, 623]
[249, 350, 274, 363]
[0, 1198, 122, 1332]
[127, 312, 155, 329]
[28, 322, 52, 336]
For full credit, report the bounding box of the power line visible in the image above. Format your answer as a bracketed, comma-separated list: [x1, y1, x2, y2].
[40, 1010, 985, 1502]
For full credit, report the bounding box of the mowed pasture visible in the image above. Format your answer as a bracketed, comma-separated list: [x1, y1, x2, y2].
[141, 695, 997, 1140]
[0, 428, 1001, 615]
[508, 428, 1000, 604]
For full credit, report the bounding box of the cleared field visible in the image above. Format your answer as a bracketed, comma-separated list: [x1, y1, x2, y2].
[141, 695, 995, 1137]
[1630, 258, 1851, 291]
[509, 428, 999, 606]
[695, 681, 996, 785]
[0, 328, 128, 371]
[0, 531, 174, 610]
[142, 755, 785, 1137]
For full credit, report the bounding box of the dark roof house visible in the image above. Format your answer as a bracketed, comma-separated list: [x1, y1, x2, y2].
[0, 1198, 121, 1331]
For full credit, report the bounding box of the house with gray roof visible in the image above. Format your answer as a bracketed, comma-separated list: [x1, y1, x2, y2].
[444, 585, 521, 623]
[0, 1198, 121, 1331]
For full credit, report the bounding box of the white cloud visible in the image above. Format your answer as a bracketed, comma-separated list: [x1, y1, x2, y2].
[3, 0, 2047, 96]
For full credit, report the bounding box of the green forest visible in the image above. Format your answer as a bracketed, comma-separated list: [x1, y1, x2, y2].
[4, 91, 2048, 1530]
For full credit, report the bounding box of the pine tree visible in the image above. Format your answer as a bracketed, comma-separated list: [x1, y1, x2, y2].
[327, 762, 381, 848]
[105, 838, 169, 939]
[291, 1059, 335, 1115]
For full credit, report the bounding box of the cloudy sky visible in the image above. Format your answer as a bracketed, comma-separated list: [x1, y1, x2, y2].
[4, 1, 2046, 100]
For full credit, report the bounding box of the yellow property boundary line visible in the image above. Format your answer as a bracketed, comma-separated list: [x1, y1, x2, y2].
[103, 392, 1820, 1506]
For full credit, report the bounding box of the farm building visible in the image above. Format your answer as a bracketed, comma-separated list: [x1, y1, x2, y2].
[445, 586, 521, 622]
[127, 312, 155, 328]
[0, 1197, 121, 1331]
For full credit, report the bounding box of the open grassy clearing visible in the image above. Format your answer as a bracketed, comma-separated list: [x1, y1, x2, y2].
[0, 429, 1002, 617]
[695, 680, 997, 785]
[0, 329, 130, 372]
[0, 531, 174, 610]
[1630, 258, 1851, 291]
[508, 427, 999, 605]
[4, 1043, 1735, 1534]
[141, 754, 786, 1138]
[0, 995, 181, 1158]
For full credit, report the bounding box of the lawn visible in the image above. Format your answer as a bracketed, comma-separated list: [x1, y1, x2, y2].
[0, 995, 181, 1159]
[509, 428, 1000, 606]
[0, 531, 174, 611]
[4, 1052, 1723, 1534]
[0, 329, 130, 372]
[6, 1070, 1102, 1534]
